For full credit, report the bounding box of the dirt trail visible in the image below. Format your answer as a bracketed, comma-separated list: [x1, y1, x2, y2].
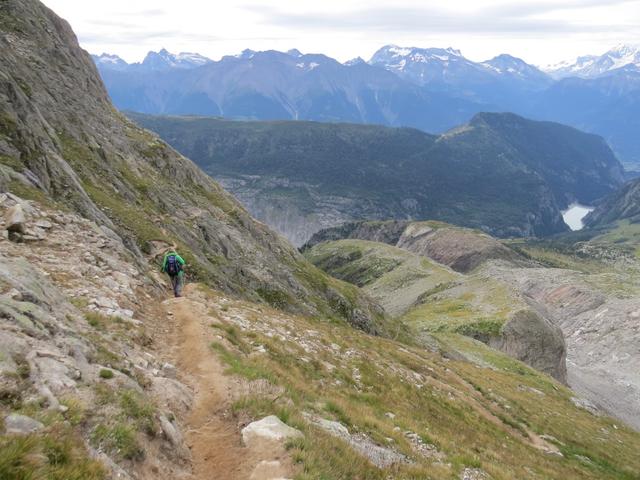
[162, 285, 294, 480]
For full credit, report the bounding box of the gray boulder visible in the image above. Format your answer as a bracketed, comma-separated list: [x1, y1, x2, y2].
[4, 413, 44, 434]
[241, 415, 303, 448]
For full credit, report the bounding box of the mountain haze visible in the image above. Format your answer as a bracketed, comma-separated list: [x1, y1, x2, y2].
[94, 45, 640, 167]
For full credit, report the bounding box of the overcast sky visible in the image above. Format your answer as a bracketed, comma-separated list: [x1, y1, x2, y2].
[41, 0, 640, 66]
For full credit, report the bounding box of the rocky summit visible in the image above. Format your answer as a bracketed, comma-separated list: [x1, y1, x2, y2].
[1, 1, 640, 480]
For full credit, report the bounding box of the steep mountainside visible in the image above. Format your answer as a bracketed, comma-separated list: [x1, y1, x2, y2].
[131, 112, 623, 245]
[584, 177, 640, 227]
[0, 0, 386, 331]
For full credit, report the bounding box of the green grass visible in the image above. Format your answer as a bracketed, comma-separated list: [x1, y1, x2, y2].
[0, 427, 106, 480]
[200, 286, 640, 480]
[91, 423, 143, 460]
[98, 369, 114, 380]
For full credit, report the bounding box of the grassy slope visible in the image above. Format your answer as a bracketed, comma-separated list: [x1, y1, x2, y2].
[304, 239, 522, 339]
[198, 284, 640, 480]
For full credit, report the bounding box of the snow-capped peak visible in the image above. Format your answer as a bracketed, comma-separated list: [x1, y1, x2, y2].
[345, 57, 366, 66]
[369, 45, 467, 75]
[141, 49, 213, 70]
[544, 44, 640, 79]
[237, 49, 257, 60]
[286, 49, 303, 58]
[91, 53, 129, 70]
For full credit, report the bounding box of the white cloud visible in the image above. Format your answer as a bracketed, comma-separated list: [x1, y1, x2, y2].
[41, 0, 640, 65]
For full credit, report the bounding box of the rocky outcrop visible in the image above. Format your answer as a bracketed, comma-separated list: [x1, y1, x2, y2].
[302, 220, 410, 251]
[305, 220, 527, 273]
[0, 197, 195, 478]
[488, 309, 567, 383]
[397, 223, 528, 273]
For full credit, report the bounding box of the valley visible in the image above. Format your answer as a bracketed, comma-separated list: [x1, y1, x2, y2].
[303, 220, 640, 431]
[131, 112, 623, 246]
[1, 0, 640, 479]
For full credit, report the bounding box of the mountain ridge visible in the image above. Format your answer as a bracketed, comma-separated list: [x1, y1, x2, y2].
[93, 44, 640, 166]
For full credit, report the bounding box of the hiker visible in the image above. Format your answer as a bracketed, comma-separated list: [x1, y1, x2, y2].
[161, 248, 186, 297]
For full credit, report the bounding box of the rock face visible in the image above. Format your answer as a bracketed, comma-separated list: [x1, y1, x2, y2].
[131, 112, 625, 245]
[489, 309, 567, 383]
[0, 0, 385, 332]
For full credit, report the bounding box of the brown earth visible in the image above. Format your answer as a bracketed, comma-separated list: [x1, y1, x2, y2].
[162, 286, 295, 480]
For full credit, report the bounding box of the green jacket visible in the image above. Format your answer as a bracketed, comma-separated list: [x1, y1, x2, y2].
[161, 252, 186, 276]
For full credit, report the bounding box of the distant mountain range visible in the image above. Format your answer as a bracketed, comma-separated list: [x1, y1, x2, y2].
[130, 111, 624, 246]
[545, 44, 640, 79]
[93, 44, 640, 167]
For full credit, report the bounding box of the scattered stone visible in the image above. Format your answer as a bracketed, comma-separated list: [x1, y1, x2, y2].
[8, 231, 23, 243]
[4, 204, 26, 233]
[405, 431, 443, 459]
[305, 415, 409, 468]
[460, 468, 489, 480]
[241, 415, 303, 448]
[4, 413, 44, 434]
[384, 412, 396, 419]
[161, 362, 177, 379]
[571, 396, 600, 415]
[5, 288, 23, 302]
[35, 219, 53, 229]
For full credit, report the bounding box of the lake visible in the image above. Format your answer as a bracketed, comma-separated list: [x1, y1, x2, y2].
[562, 204, 594, 231]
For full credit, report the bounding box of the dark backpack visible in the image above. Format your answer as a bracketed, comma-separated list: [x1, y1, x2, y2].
[166, 255, 181, 276]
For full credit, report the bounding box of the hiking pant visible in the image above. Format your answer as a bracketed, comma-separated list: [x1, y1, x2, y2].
[170, 274, 183, 297]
